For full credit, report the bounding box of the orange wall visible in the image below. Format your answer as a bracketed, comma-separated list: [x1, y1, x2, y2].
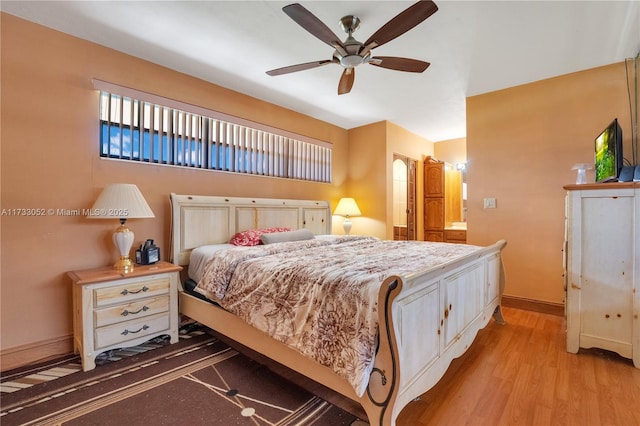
[386, 121, 434, 240]
[434, 137, 467, 166]
[0, 13, 351, 363]
[347, 122, 388, 238]
[347, 121, 434, 240]
[467, 61, 636, 304]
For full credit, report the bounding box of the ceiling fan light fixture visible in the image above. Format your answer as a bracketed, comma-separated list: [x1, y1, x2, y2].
[340, 55, 364, 68]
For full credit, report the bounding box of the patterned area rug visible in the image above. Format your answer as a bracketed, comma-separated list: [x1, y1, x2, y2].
[0, 324, 363, 426]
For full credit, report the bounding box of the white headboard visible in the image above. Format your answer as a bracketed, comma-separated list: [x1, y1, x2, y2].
[170, 193, 332, 265]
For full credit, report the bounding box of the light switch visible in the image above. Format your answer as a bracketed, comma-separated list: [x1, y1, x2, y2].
[483, 197, 496, 209]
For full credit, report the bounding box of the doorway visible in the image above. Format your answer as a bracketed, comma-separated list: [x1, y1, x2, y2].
[393, 154, 417, 240]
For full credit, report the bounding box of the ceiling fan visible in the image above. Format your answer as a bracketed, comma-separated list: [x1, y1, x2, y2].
[266, 1, 438, 95]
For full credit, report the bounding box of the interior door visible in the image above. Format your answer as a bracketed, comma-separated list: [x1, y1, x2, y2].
[393, 154, 417, 240]
[406, 158, 417, 240]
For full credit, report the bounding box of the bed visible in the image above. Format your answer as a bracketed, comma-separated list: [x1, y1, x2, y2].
[170, 193, 507, 426]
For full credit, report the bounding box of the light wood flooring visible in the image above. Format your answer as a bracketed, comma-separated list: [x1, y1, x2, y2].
[396, 306, 640, 426]
[215, 306, 639, 426]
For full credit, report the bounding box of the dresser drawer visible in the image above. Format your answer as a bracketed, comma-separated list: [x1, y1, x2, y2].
[94, 277, 169, 307]
[425, 231, 444, 242]
[445, 229, 467, 242]
[94, 313, 170, 349]
[94, 295, 169, 328]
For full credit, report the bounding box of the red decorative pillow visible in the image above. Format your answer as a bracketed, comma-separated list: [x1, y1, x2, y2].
[229, 227, 292, 246]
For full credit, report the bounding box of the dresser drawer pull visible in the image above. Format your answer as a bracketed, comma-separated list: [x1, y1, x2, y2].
[121, 325, 150, 336]
[121, 306, 149, 316]
[120, 286, 149, 296]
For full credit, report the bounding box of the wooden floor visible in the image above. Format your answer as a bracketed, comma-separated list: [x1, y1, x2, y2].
[396, 307, 640, 426]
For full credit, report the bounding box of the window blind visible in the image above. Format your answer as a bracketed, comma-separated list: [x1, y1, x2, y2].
[95, 80, 332, 183]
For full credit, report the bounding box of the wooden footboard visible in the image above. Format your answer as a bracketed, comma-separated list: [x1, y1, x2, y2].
[179, 239, 506, 426]
[361, 239, 507, 425]
[384, 239, 507, 424]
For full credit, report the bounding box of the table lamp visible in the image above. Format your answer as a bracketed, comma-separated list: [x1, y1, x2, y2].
[334, 197, 361, 235]
[89, 184, 155, 273]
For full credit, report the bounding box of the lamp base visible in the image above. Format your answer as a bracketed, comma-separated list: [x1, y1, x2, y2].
[113, 222, 135, 273]
[343, 218, 353, 235]
[114, 255, 135, 273]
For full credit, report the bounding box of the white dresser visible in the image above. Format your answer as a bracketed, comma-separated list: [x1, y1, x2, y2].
[564, 182, 639, 367]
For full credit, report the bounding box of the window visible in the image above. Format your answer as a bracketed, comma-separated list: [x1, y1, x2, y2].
[96, 80, 332, 183]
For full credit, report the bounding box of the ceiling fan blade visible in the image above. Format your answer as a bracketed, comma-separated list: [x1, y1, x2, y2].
[283, 3, 347, 54]
[338, 68, 355, 95]
[363, 1, 438, 50]
[266, 59, 336, 76]
[368, 56, 430, 73]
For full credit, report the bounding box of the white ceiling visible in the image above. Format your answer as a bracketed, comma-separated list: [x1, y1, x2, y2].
[2, 1, 639, 142]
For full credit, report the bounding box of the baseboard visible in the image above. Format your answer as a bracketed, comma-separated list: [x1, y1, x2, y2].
[1, 335, 74, 372]
[501, 295, 564, 317]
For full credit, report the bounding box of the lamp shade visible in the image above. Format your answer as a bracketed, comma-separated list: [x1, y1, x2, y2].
[333, 197, 361, 217]
[88, 184, 154, 273]
[88, 184, 155, 220]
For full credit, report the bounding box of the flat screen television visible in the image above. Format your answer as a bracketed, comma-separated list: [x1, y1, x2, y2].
[594, 118, 623, 183]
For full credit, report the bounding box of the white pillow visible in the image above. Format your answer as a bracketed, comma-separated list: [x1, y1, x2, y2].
[188, 244, 234, 282]
[260, 228, 315, 244]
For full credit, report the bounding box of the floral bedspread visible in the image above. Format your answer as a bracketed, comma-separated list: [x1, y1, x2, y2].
[195, 236, 482, 396]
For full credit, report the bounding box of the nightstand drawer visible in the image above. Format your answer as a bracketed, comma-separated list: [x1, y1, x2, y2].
[94, 277, 169, 307]
[94, 295, 170, 328]
[95, 313, 170, 349]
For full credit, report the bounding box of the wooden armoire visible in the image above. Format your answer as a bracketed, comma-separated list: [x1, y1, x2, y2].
[424, 156, 465, 243]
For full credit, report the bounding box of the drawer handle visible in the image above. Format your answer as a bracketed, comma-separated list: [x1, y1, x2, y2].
[120, 286, 149, 296]
[121, 306, 149, 316]
[121, 325, 150, 336]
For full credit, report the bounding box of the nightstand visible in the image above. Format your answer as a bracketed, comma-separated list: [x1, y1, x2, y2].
[69, 261, 182, 371]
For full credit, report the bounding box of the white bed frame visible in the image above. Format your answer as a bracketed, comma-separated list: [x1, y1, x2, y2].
[170, 193, 507, 426]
